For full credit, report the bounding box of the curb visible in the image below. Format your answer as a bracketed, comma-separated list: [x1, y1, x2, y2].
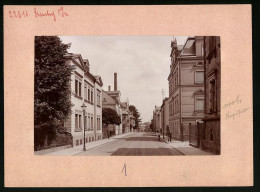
[162, 138, 186, 155]
[73, 139, 115, 156]
[170, 146, 186, 155]
[73, 133, 132, 156]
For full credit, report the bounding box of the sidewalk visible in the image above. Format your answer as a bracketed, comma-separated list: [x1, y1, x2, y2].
[161, 135, 213, 155]
[40, 132, 133, 156]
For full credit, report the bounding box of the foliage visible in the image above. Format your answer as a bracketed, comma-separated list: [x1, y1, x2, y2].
[34, 36, 73, 150]
[129, 105, 142, 130]
[102, 107, 122, 126]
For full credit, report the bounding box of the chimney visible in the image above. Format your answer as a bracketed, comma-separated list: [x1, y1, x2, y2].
[114, 73, 117, 91]
[108, 85, 111, 91]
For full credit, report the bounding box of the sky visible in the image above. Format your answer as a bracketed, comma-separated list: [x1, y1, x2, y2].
[60, 36, 188, 123]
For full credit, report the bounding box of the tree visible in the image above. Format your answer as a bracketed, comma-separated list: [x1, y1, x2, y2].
[102, 108, 121, 126]
[129, 105, 142, 131]
[34, 36, 73, 149]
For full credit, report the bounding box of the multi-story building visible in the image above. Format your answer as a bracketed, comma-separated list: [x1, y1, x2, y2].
[64, 53, 103, 147]
[160, 97, 169, 138]
[121, 100, 133, 134]
[102, 73, 123, 136]
[152, 106, 161, 133]
[201, 36, 221, 154]
[168, 37, 205, 140]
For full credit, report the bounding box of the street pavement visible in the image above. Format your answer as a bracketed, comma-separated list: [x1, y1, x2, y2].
[76, 132, 183, 156]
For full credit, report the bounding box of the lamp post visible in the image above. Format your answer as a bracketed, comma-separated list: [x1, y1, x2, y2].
[81, 102, 87, 151]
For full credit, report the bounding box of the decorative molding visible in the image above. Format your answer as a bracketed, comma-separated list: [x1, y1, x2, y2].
[74, 71, 83, 79]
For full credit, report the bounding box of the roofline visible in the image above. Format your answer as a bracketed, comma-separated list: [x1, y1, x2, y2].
[179, 37, 196, 56]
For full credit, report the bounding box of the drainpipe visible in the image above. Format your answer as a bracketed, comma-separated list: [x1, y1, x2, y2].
[179, 60, 182, 141]
[94, 80, 97, 141]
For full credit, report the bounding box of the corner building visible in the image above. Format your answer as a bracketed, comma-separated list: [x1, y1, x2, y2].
[64, 53, 103, 147]
[168, 37, 205, 140]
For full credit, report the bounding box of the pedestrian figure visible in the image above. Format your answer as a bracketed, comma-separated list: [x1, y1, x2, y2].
[169, 132, 172, 142]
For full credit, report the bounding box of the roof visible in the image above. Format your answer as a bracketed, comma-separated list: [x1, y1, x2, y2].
[64, 53, 103, 87]
[179, 37, 196, 56]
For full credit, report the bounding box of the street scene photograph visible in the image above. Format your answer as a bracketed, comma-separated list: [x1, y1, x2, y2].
[34, 36, 221, 156]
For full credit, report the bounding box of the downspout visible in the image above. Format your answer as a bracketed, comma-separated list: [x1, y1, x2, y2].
[94, 80, 97, 140]
[203, 36, 206, 114]
[202, 36, 207, 143]
[179, 60, 183, 141]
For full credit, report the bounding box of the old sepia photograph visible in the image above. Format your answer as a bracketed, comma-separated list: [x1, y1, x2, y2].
[34, 36, 221, 156]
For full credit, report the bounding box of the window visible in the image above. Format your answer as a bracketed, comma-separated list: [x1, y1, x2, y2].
[88, 87, 90, 101]
[195, 71, 204, 84]
[196, 99, 204, 111]
[97, 117, 100, 130]
[84, 116, 87, 129]
[75, 76, 82, 97]
[88, 116, 90, 130]
[75, 114, 78, 129]
[79, 115, 82, 129]
[79, 82, 82, 97]
[210, 79, 216, 112]
[91, 89, 93, 103]
[75, 80, 78, 95]
[91, 117, 93, 130]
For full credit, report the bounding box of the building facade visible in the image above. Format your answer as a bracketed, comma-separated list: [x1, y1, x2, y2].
[64, 53, 103, 147]
[102, 73, 123, 136]
[121, 100, 135, 134]
[153, 106, 161, 133]
[152, 106, 161, 133]
[168, 37, 205, 141]
[201, 36, 221, 154]
[160, 97, 169, 138]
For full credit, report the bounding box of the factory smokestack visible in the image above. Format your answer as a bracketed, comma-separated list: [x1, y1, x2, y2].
[108, 85, 111, 91]
[114, 73, 117, 91]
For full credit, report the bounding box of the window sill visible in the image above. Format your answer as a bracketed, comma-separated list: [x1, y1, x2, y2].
[74, 95, 83, 100]
[86, 100, 94, 105]
[194, 82, 204, 85]
[194, 110, 204, 113]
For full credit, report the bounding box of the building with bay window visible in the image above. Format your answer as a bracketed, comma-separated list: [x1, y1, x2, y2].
[168, 36, 205, 140]
[64, 53, 103, 147]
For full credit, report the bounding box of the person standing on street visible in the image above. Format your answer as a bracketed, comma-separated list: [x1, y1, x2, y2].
[169, 132, 172, 142]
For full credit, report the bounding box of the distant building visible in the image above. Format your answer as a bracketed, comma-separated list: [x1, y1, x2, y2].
[168, 37, 205, 141]
[121, 101, 130, 134]
[102, 73, 122, 136]
[160, 97, 169, 137]
[152, 106, 161, 133]
[201, 36, 221, 154]
[64, 53, 103, 147]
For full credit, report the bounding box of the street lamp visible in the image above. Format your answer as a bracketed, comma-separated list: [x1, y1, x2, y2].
[81, 102, 87, 151]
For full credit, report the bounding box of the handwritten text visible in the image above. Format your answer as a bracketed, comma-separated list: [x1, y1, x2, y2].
[8, 7, 69, 22]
